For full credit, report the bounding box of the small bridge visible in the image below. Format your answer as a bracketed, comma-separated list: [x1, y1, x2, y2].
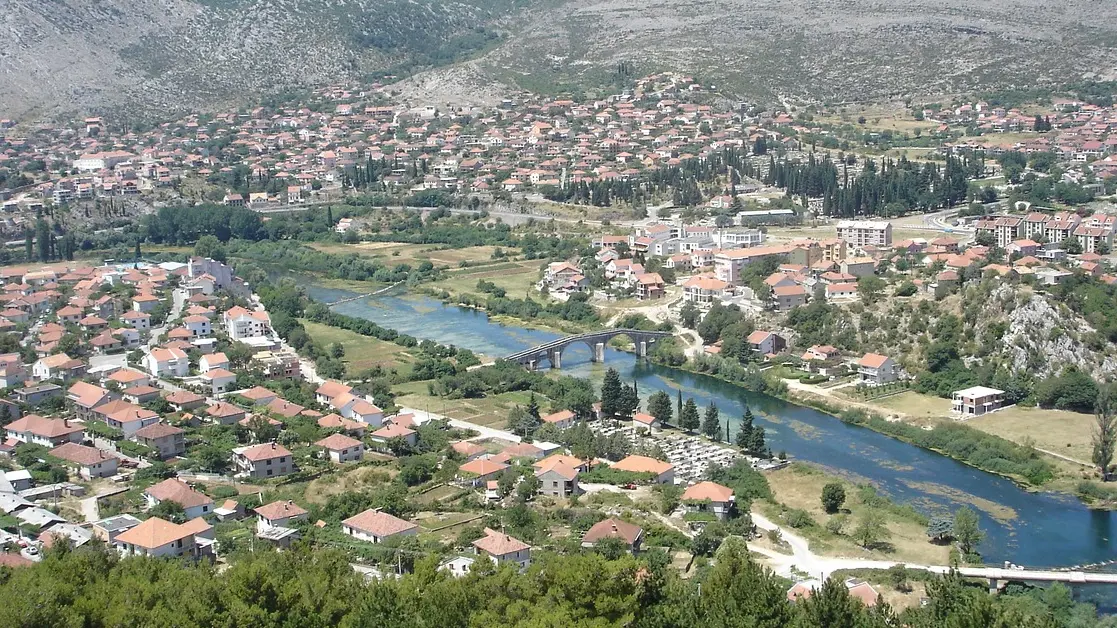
[505, 329, 673, 370]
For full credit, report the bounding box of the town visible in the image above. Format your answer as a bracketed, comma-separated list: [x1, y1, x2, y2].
[1, 71, 1117, 625]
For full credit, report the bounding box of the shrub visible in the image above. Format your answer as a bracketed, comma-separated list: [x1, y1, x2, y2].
[785, 508, 814, 529]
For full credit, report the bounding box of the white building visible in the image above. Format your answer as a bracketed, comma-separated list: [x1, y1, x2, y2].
[223, 306, 272, 340]
[835, 220, 893, 248]
[341, 509, 418, 543]
[145, 347, 189, 378]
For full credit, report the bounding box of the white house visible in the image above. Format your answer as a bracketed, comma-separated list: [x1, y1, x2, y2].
[255, 500, 308, 532]
[472, 528, 531, 570]
[145, 347, 189, 378]
[223, 306, 271, 340]
[50, 443, 118, 479]
[113, 517, 202, 559]
[199, 353, 229, 373]
[681, 481, 735, 520]
[857, 353, 898, 385]
[315, 433, 365, 463]
[182, 315, 212, 338]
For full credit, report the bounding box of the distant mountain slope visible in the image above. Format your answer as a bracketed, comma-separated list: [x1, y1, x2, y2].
[0, 0, 519, 119]
[2, 0, 1115, 118]
[475, 0, 1117, 103]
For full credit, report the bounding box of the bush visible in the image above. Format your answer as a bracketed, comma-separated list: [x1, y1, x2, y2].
[785, 508, 814, 529]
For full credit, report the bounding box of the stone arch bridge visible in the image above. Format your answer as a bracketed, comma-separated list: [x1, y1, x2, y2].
[505, 329, 673, 370]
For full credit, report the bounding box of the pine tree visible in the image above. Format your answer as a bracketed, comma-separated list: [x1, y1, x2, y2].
[526, 393, 541, 422]
[600, 368, 623, 419]
[748, 426, 767, 458]
[676, 388, 683, 416]
[702, 403, 720, 439]
[679, 398, 700, 432]
[24, 229, 33, 262]
[327, 205, 334, 226]
[736, 407, 755, 450]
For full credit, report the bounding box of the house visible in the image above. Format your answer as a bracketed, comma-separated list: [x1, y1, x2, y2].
[113, 516, 207, 559]
[747, 331, 787, 357]
[825, 283, 858, 302]
[255, 500, 308, 531]
[66, 382, 112, 420]
[472, 527, 531, 569]
[857, 353, 898, 385]
[634, 273, 665, 300]
[952, 386, 1005, 417]
[238, 386, 277, 405]
[105, 404, 159, 437]
[232, 442, 294, 478]
[683, 276, 730, 306]
[5, 415, 84, 447]
[611, 455, 675, 484]
[199, 353, 229, 373]
[201, 368, 237, 395]
[51, 443, 118, 479]
[330, 393, 384, 426]
[108, 368, 149, 390]
[165, 390, 205, 411]
[14, 383, 64, 405]
[205, 402, 246, 425]
[132, 294, 161, 313]
[772, 285, 808, 311]
[120, 310, 151, 331]
[540, 409, 576, 429]
[370, 423, 417, 448]
[315, 380, 353, 405]
[458, 458, 510, 485]
[132, 423, 186, 459]
[214, 500, 244, 521]
[144, 478, 214, 519]
[582, 518, 643, 553]
[439, 555, 477, 578]
[315, 433, 365, 463]
[145, 347, 189, 378]
[92, 514, 143, 544]
[33, 353, 85, 381]
[681, 481, 735, 520]
[223, 306, 271, 340]
[535, 460, 580, 498]
[182, 315, 212, 337]
[788, 578, 879, 608]
[341, 509, 418, 543]
[317, 413, 366, 436]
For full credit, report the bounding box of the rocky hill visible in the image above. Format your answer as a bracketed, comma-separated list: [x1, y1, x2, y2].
[2, 0, 1116, 118]
[0, 0, 519, 119]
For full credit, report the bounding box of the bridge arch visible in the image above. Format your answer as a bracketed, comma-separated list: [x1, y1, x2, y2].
[505, 329, 673, 370]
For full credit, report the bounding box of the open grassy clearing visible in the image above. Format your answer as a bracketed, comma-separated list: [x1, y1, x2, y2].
[303, 465, 398, 505]
[394, 381, 546, 429]
[300, 319, 415, 376]
[431, 260, 542, 299]
[967, 406, 1095, 467]
[308, 241, 515, 268]
[761, 463, 951, 566]
[844, 390, 954, 422]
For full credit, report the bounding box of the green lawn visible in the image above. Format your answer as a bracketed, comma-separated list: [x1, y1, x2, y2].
[845, 390, 953, 422]
[300, 320, 414, 377]
[431, 260, 543, 300]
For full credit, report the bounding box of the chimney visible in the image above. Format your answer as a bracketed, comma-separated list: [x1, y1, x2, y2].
[64, 419, 69, 427]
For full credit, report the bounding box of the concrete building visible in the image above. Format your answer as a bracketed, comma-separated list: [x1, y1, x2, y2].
[835, 220, 892, 248]
[952, 386, 1005, 417]
[341, 509, 418, 543]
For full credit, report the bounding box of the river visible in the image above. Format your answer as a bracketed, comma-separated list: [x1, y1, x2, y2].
[308, 284, 1117, 589]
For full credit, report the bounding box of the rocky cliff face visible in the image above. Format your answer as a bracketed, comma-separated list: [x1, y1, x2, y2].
[982, 284, 1117, 381]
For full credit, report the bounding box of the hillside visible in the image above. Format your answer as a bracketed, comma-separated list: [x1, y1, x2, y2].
[2, 0, 1116, 118]
[0, 0, 520, 119]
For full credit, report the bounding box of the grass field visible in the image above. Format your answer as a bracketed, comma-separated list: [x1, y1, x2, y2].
[762, 463, 951, 566]
[849, 391, 954, 422]
[308, 242, 514, 269]
[394, 381, 546, 429]
[300, 320, 415, 377]
[431, 260, 543, 299]
[968, 406, 1096, 467]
